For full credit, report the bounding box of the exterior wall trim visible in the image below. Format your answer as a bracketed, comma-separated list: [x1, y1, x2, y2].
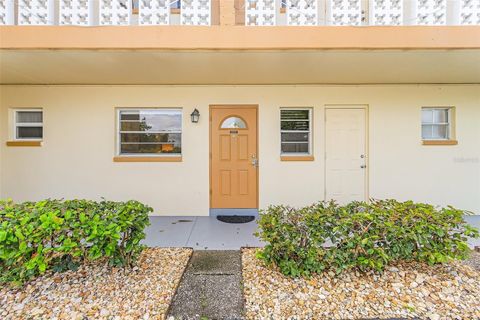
[422, 140, 458, 146]
[1, 26, 480, 50]
[280, 156, 315, 161]
[6, 141, 42, 147]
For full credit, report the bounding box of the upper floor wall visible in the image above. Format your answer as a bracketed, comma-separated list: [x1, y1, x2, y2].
[1, 0, 479, 27]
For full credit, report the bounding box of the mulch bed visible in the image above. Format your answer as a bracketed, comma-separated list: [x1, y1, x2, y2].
[242, 248, 480, 320]
[0, 248, 192, 320]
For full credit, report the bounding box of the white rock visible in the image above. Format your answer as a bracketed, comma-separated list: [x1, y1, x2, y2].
[428, 313, 441, 320]
[30, 307, 43, 316]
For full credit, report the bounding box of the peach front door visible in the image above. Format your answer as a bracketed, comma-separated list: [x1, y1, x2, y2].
[210, 105, 258, 208]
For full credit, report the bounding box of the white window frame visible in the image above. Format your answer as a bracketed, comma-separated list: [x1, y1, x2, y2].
[116, 108, 183, 157]
[421, 107, 453, 141]
[13, 108, 43, 141]
[280, 107, 313, 156]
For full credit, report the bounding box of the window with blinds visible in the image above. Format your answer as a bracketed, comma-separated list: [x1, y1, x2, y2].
[280, 108, 312, 155]
[118, 109, 182, 155]
[14, 109, 43, 140]
[421, 107, 452, 140]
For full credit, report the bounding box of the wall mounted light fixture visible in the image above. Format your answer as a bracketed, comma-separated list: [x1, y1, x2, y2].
[190, 108, 200, 123]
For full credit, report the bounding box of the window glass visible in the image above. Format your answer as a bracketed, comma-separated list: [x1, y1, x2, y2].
[17, 127, 43, 139]
[119, 109, 182, 155]
[421, 107, 451, 140]
[14, 110, 43, 140]
[280, 108, 312, 155]
[220, 117, 247, 129]
[16, 111, 42, 123]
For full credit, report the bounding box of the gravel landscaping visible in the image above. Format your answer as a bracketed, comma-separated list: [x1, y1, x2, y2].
[462, 250, 480, 271]
[242, 248, 480, 320]
[0, 248, 192, 320]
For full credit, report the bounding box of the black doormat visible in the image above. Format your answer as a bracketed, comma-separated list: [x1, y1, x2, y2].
[216, 215, 255, 224]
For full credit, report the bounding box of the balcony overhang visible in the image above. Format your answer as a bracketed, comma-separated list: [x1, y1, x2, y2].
[1, 26, 480, 85]
[1, 26, 480, 50]
[1, 48, 480, 85]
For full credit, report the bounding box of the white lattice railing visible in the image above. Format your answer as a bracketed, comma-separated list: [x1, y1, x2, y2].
[139, 0, 170, 25]
[286, 0, 318, 26]
[180, 0, 211, 25]
[60, 0, 94, 26]
[17, 0, 55, 25]
[246, 0, 480, 26]
[245, 0, 276, 26]
[369, 0, 403, 26]
[0, 0, 14, 25]
[460, 0, 480, 24]
[0, 0, 479, 26]
[416, 0, 447, 25]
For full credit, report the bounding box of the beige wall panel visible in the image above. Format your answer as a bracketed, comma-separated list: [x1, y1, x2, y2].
[0, 85, 479, 216]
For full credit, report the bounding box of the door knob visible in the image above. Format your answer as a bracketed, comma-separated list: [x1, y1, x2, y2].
[251, 154, 258, 168]
[360, 165, 367, 169]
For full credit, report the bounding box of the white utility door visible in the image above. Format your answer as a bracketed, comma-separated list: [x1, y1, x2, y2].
[325, 107, 367, 204]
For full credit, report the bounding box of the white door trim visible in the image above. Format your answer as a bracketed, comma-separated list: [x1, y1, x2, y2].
[324, 105, 369, 202]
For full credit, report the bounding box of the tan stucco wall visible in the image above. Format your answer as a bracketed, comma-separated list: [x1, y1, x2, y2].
[0, 85, 479, 215]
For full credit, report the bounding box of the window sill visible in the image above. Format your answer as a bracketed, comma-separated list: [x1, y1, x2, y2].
[6, 140, 42, 147]
[113, 156, 182, 162]
[422, 140, 458, 146]
[280, 155, 314, 161]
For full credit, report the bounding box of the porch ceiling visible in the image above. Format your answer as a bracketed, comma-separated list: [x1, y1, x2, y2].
[1, 49, 480, 85]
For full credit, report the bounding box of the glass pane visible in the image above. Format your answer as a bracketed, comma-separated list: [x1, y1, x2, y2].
[421, 109, 433, 124]
[120, 133, 181, 154]
[281, 109, 309, 120]
[120, 143, 182, 154]
[281, 143, 309, 154]
[433, 109, 448, 123]
[17, 111, 42, 123]
[17, 126, 43, 139]
[120, 110, 181, 132]
[120, 133, 181, 144]
[281, 132, 309, 142]
[432, 124, 449, 139]
[220, 117, 247, 129]
[422, 125, 433, 139]
[281, 121, 309, 131]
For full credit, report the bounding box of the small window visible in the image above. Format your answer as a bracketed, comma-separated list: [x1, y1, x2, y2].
[221, 117, 247, 129]
[280, 108, 312, 155]
[118, 109, 182, 155]
[14, 109, 43, 140]
[421, 107, 452, 140]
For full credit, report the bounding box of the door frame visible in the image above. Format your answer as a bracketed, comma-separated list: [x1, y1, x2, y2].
[209, 104, 259, 209]
[324, 104, 370, 202]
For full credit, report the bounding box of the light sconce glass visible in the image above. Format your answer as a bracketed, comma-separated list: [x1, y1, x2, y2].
[190, 108, 200, 123]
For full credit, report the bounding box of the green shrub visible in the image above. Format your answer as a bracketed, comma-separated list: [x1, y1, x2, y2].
[0, 199, 152, 285]
[256, 199, 479, 277]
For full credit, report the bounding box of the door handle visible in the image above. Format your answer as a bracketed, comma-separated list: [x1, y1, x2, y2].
[361, 165, 367, 169]
[251, 154, 258, 168]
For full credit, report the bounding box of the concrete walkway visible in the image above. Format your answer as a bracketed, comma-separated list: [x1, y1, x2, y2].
[143, 215, 480, 249]
[143, 216, 264, 250]
[168, 251, 245, 320]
